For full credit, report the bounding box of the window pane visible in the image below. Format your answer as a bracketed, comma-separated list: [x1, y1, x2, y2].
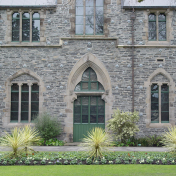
[161, 112, 169, 122]
[22, 92, 29, 101]
[158, 14, 166, 21]
[23, 13, 30, 18]
[86, 15, 94, 24]
[82, 115, 88, 123]
[161, 103, 169, 111]
[91, 97, 96, 105]
[98, 97, 104, 105]
[75, 97, 81, 105]
[159, 30, 166, 41]
[31, 112, 38, 121]
[74, 114, 81, 123]
[31, 92, 39, 101]
[76, 7, 84, 15]
[13, 13, 20, 18]
[96, 7, 103, 15]
[86, 0, 94, 6]
[12, 31, 20, 41]
[22, 84, 29, 91]
[76, 25, 84, 34]
[21, 112, 28, 121]
[98, 106, 104, 114]
[149, 22, 156, 31]
[151, 112, 159, 122]
[90, 106, 96, 114]
[98, 115, 104, 123]
[11, 112, 18, 121]
[86, 7, 94, 15]
[96, 0, 103, 6]
[98, 83, 104, 91]
[82, 82, 88, 89]
[22, 30, 30, 41]
[74, 106, 81, 114]
[82, 68, 89, 81]
[22, 13, 30, 41]
[11, 102, 18, 111]
[12, 84, 19, 91]
[159, 22, 166, 31]
[151, 84, 158, 91]
[12, 19, 20, 30]
[149, 14, 156, 21]
[76, 16, 84, 24]
[86, 25, 94, 34]
[82, 106, 88, 114]
[32, 84, 39, 91]
[90, 68, 97, 81]
[149, 31, 156, 40]
[76, 0, 83, 6]
[90, 115, 96, 123]
[21, 102, 29, 111]
[151, 103, 158, 111]
[161, 93, 169, 102]
[96, 19, 104, 34]
[151, 93, 158, 102]
[11, 92, 19, 101]
[75, 83, 81, 91]
[33, 13, 40, 18]
[91, 82, 97, 89]
[161, 84, 168, 91]
[31, 102, 39, 111]
[32, 19, 40, 41]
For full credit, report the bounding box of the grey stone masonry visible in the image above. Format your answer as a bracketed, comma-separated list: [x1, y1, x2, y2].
[0, 0, 176, 142]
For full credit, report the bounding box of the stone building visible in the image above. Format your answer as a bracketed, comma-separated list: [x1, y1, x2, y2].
[0, 0, 175, 142]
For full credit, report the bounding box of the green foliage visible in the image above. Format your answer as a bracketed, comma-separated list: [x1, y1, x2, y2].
[38, 138, 64, 146]
[107, 109, 139, 142]
[162, 126, 176, 154]
[146, 135, 163, 147]
[34, 112, 61, 144]
[0, 125, 40, 158]
[80, 127, 112, 159]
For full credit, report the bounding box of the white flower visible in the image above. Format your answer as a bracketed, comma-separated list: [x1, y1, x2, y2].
[109, 161, 113, 164]
[163, 158, 165, 160]
[147, 157, 150, 159]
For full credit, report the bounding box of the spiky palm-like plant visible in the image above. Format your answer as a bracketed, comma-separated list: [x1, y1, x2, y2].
[81, 127, 112, 159]
[0, 125, 40, 158]
[162, 126, 176, 154]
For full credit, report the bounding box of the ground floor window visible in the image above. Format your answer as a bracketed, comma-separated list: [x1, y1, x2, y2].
[151, 83, 169, 123]
[11, 83, 39, 123]
[74, 96, 105, 124]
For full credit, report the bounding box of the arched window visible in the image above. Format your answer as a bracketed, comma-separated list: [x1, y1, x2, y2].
[75, 67, 104, 91]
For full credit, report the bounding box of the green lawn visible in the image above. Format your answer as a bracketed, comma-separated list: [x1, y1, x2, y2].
[0, 165, 176, 176]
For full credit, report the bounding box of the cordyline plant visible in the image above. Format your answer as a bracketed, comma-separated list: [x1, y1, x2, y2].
[107, 108, 139, 143]
[0, 125, 40, 158]
[80, 127, 112, 159]
[162, 126, 176, 155]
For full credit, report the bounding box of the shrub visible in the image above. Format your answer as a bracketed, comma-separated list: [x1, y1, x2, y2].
[34, 112, 61, 145]
[146, 135, 163, 147]
[107, 108, 139, 143]
[80, 127, 112, 159]
[161, 126, 176, 154]
[38, 138, 64, 146]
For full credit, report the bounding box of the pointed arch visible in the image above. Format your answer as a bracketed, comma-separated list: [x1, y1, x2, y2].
[3, 69, 45, 128]
[64, 53, 113, 142]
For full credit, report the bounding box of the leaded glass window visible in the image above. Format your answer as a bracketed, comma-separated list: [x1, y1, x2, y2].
[148, 13, 166, 41]
[74, 96, 105, 124]
[32, 13, 40, 41]
[12, 13, 20, 41]
[75, 67, 104, 91]
[76, 0, 104, 35]
[22, 13, 30, 42]
[151, 83, 169, 123]
[10, 83, 39, 123]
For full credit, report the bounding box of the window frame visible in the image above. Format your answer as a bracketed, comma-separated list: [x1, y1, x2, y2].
[10, 82, 39, 123]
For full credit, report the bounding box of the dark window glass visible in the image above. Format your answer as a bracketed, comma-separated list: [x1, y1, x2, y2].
[148, 14, 156, 41]
[158, 14, 166, 41]
[32, 13, 40, 41]
[22, 13, 30, 41]
[11, 84, 19, 122]
[12, 13, 20, 41]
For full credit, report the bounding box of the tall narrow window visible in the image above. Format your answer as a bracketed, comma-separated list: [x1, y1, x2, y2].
[12, 13, 20, 41]
[11, 84, 19, 122]
[161, 84, 169, 123]
[21, 84, 29, 122]
[158, 14, 166, 41]
[31, 84, 39, 121]
[22, 13, 30, 41]
[151, 84, 169, 123]
[76, 0, 104, 35]
[32, 13, 40, 42]
[148, 13, 166, 41]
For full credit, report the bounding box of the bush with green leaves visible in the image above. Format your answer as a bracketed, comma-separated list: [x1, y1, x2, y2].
[34, 112, 61, 145]
[107, 108, 139, 143]
[38, 138, 64, 146]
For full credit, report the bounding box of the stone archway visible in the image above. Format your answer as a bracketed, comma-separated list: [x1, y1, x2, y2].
[64, 53, 113, 142]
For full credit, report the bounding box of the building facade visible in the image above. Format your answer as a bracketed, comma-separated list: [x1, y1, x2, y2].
[0, 0, 176, 142]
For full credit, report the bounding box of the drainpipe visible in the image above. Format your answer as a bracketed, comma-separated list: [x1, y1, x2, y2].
[130, 9, 136, 112]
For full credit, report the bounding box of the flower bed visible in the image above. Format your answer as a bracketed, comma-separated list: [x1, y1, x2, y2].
[0, 151, 175, 166]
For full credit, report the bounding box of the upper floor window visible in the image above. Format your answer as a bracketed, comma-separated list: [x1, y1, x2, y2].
[12, 12, 40, 42]
[148, 13, 166, 41]
[75, 0, 104, 35]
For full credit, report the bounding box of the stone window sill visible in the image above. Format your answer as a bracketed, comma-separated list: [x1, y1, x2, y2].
[146, 41, 170, 46]
[3, 122, 35, 128]
[146, 122, 173, 128]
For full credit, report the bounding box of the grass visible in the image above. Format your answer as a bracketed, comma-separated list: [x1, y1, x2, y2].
[0, 165, 176, 176]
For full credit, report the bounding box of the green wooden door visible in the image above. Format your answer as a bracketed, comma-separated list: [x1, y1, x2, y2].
[73, 96, 105, 142]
